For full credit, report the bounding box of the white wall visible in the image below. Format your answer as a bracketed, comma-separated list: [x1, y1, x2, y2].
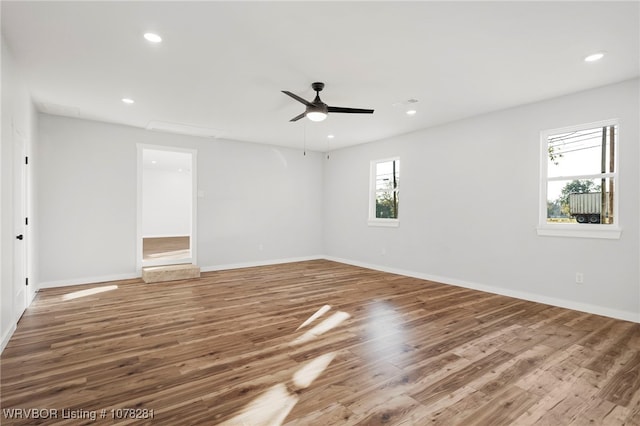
[324, 79, 640, 321]
[37, 114, 324, 286]
[1, 38, 38, 351]
[25, 78, 640, 327]
[142, 168, 191, 237]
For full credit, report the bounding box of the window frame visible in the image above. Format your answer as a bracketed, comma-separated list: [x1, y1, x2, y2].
[368, 157, 400, 227]
[537, 119, 621, 239]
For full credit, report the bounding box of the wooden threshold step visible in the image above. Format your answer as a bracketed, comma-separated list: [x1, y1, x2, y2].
[142, 264, 201, 283]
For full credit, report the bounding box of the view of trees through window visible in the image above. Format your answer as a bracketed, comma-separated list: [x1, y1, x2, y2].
[545, 124, 616, 225]
[374, 159, 399, 219]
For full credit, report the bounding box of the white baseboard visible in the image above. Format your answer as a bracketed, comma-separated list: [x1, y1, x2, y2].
[37, 256, 325, 289]
[38, 273, 140, 289]
[1, 323, 17, 354]
[324, 256, 639, 323]
[201, 255, 324, 273]
[32, 255, 639, 323]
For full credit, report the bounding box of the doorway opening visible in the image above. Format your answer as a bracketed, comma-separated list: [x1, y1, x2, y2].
[137, 145, 197, 273]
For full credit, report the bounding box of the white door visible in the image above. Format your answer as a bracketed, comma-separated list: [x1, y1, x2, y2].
[13, 129, 28, 320]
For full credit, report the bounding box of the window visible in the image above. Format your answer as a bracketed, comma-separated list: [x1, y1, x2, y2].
[369, 158, 399, 227]
[538, 120, 620, 239]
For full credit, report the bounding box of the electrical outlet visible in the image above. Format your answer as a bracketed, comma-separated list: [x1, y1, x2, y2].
[575, 273, 584, 284]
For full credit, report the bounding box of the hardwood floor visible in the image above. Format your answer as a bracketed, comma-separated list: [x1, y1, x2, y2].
[143, 236, 190, 261]
[2, 259, 640, 425]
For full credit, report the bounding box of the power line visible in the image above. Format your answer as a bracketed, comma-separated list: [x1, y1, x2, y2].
[552, 144, 602, 155]
[548, 130, 604, 147]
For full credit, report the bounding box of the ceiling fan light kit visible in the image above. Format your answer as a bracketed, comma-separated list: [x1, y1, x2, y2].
[282, 82, 374, 122]
[306, 111, 327, 122]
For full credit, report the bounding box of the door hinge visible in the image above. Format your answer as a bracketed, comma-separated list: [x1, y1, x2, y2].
[25, 278, 29, 286]
[25, 217, 28, 226]
[25, 156, 28, 165]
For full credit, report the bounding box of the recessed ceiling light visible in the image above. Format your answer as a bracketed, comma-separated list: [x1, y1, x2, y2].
[584, 52, 605, 62]
[178, 168, 183, 172]
[406, 110, 417, 116]
[327, 134, 335, 139]
[151, 160, 157, 164]
[144, 33, 162, 43]
[122, 98, 135, 104]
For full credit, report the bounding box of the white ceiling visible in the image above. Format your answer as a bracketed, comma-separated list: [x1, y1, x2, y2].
[2, 1, 638, 152]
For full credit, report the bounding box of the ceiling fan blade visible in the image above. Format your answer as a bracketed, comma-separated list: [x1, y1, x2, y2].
[289, 112, 306, 122]
[328, 106, 374, 114]
[282, 91, 312, 107]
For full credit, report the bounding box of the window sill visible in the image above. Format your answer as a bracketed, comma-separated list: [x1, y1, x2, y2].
[368, 219, 399, 228]
[537, 225, 621, 240]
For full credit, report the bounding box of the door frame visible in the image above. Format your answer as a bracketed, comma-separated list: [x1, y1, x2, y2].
[136, 144, 197, 274]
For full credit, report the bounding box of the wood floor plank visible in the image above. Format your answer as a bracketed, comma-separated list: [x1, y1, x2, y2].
[599, 351, 640, 407]
[409, 350, 514, 406]
[1, 259, 639, 425]
[463, 385, 539, 426]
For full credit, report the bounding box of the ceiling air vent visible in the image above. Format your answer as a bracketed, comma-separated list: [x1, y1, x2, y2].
[391, 98, 419, 108]
[146, 120, 220, 138]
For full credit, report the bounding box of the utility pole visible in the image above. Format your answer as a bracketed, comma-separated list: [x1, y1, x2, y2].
[392, 160, 398, 218]
[609, 126, 615, 223]
[601, 127, 607, 223]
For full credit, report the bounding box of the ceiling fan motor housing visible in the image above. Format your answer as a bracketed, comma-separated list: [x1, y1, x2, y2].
[309, 82, 328, 114]
[307, 100, 328, 115]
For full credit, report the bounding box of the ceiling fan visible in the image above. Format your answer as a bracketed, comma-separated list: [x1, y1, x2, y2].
[282, 82, 374, 122]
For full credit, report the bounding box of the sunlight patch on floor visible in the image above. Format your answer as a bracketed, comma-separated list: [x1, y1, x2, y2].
[290, 311, 351, 346]
[292, 352, 336, 389]
[221, 306, 350, 425]
[219, 383, 298, 426]
[296, 304, 331, 331]
[145, 249, 190, 260]
[61, 285, 118, 301]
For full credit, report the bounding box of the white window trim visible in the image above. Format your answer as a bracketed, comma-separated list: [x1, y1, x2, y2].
[537, 119, 621, 239]
[368, 157, 400, 227]
[368, 218, 400, 227]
